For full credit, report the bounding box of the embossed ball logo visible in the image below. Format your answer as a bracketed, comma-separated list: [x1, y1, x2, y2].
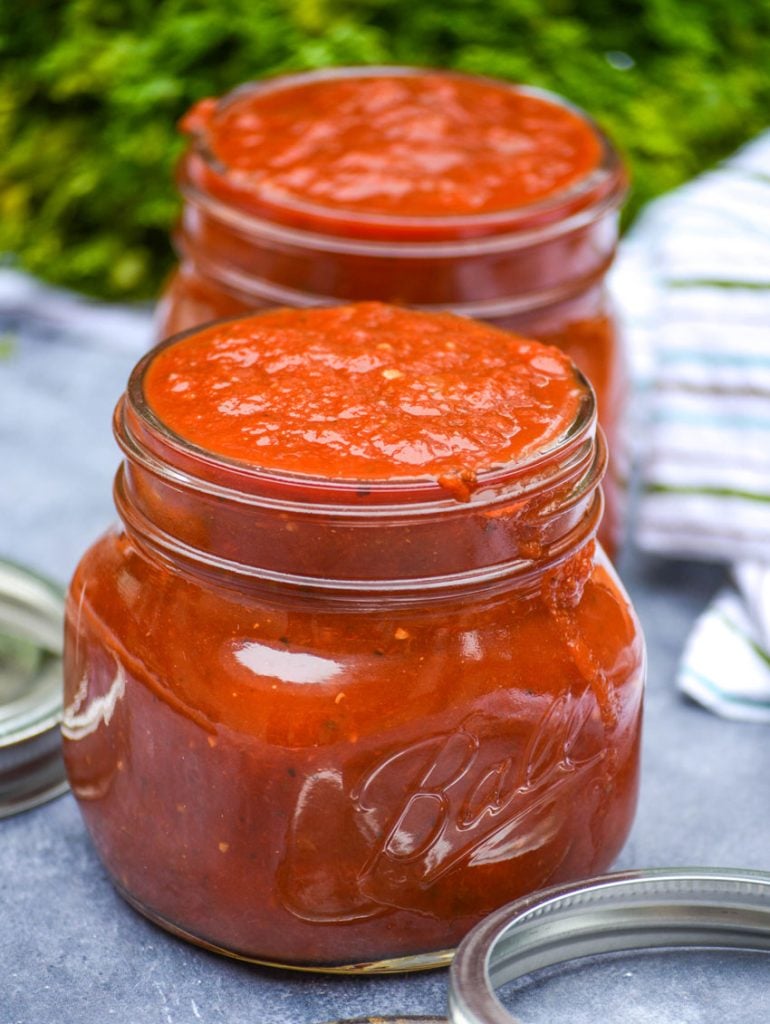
[279, 690, 607, 922]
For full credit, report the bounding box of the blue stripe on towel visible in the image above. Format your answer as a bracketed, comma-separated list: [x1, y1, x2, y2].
[659, 350, 770, 369]
[651, 409, 770, 431]
[680, 667, 770, 710]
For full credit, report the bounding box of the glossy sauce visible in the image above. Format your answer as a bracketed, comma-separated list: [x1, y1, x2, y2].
[146, 303, 583, 482]
[190, 72, 601, 221]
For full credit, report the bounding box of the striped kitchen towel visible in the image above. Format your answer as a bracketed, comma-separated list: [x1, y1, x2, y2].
[679, 564, 770, 722]
[611, 131, 770, 721]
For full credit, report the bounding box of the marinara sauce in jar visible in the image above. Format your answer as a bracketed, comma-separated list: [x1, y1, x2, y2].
[63, 303, 644, 973]
[156, 67, 629, 552]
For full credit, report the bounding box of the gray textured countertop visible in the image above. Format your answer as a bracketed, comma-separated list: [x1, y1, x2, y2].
[2, 296, 768, 1023]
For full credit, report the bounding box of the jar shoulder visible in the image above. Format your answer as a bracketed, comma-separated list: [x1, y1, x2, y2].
[65, 531, 643, 743]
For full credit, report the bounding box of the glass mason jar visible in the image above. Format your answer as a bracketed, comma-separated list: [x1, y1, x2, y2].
[62, 322, 645, 973]
[155, 67, 629, 552]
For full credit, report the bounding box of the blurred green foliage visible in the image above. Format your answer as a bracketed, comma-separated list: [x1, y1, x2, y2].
[2, 0, 770, 299]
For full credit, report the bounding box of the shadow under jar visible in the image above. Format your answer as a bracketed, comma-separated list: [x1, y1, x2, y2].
[156, 67, 629, 553]
[63, 304, 644, 973]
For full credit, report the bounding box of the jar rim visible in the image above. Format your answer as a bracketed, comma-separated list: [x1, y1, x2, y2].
[182, 65, 627, 247]
[123, 313, 599, 514]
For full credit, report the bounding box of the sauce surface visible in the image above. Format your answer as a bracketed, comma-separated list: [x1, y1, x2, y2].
[145, 303, 584, 482]
[192, 72, 602, 218]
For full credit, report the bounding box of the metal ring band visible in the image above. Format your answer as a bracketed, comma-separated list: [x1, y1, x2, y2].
[448, 869, 770, 1024]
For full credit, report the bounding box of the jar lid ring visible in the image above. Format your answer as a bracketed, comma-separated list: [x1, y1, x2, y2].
[447, 868, 770, 1024]
[0, 558, 67, 818]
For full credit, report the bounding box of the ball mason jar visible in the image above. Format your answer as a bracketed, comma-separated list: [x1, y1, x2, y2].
[156, 67, 629, 553]
[62, 314, 645, 973]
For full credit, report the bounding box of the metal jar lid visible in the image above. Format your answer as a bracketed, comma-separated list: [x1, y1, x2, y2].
[324, 868, 770, 1024]
[448, 868, 770, 1024]
[0, 558, 68, 817]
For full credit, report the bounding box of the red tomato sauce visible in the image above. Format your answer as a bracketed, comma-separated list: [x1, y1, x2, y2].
[189, 71, 602, 221]
[145, 303, 583, 483]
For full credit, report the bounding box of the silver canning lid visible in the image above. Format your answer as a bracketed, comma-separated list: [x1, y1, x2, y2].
[0, 558, 68, 817]
[447, 868, 770, 1024]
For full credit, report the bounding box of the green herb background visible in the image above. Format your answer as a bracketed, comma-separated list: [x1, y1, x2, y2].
[2, 0, 769, 300]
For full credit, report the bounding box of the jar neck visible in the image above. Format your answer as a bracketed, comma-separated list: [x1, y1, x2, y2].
[112, 371, 606, 598]
[174, 164, 624, 316]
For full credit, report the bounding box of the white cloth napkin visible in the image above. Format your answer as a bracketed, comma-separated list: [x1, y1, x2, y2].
[612, 132, 770, 721]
